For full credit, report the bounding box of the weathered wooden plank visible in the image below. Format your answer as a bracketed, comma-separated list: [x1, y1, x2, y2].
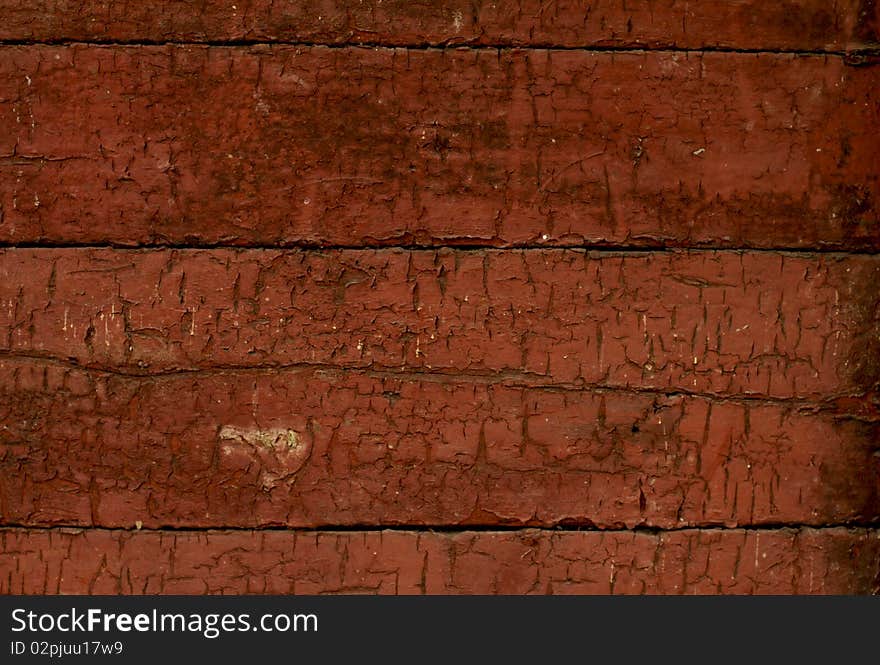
[1, 359, 877, 528]
[1, 249, 877, 398]
[1, 527, 877, 594]
[1, 47, 877, 249]
[0, 1, 876, 51]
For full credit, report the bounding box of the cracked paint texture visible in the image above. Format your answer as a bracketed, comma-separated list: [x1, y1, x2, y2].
[0, 2, 878, 596]
[0, 47, 877, 249]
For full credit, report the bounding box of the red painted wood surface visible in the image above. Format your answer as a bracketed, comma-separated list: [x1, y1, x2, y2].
[2, 528, 877, 594]
[2, 359, 877, 529]
[0, 48, 877, 249]
[1, 249, 876, 398]
[0, 1, 877, 595]
[0, 0, 877, 51]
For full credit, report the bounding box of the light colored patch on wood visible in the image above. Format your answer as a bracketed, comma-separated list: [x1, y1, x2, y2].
[218, 425, 311, 489]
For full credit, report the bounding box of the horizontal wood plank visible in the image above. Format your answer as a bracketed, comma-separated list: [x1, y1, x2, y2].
[1, 47, 877, 249]
[1, 359, 877, 528]
[0, 1, 876, 51]
[1, 249, 877, 398]
[1, 527, 877, 594]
